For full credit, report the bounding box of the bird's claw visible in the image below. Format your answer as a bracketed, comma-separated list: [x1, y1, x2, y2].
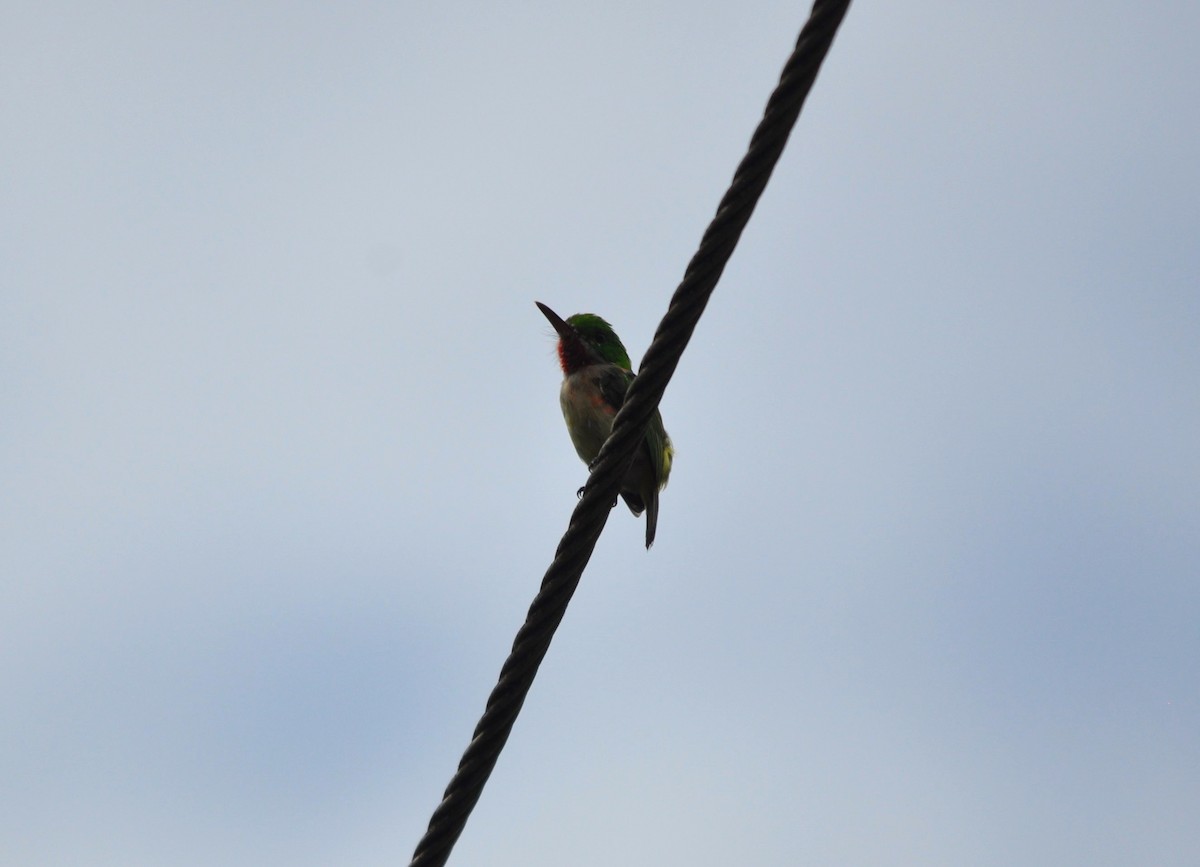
[576, 484, 618, 509]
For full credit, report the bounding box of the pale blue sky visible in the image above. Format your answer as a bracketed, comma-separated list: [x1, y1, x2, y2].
[3, 2, 1198, 865]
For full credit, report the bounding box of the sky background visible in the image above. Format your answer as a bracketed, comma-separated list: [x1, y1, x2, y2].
[4, 2, 1199, 865]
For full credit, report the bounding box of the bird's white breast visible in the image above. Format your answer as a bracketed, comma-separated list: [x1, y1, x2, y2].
[559, 368, 616, 464]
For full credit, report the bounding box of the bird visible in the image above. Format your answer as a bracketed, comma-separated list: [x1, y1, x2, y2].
[536, 301, 673, 548]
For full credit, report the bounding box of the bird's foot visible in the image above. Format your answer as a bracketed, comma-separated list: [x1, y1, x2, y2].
[576, 484, 618, 508]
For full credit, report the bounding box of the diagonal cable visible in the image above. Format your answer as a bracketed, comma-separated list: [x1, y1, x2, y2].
[409, 2, 852, 864]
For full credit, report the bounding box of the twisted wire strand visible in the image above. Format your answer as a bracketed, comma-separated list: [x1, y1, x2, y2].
[409, 3, 851, 864]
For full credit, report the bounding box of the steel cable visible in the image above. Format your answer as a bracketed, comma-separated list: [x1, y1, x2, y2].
[409, 2, 851, 864]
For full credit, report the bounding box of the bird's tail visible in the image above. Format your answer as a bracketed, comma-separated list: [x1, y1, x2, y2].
[643, 490, 658, 549]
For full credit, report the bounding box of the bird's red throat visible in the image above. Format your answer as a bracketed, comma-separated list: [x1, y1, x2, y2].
[556, 337, 593, 375]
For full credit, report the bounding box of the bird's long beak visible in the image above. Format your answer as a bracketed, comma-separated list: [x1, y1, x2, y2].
[535, 301, 575, 340]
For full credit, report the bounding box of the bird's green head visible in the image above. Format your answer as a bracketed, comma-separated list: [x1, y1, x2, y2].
[536, 302, 632, 373]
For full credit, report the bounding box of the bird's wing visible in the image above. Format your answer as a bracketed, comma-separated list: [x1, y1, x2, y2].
[595, 364, 633, 411]
[643, 409, 672, 489]
[598, 366, 672, 489]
